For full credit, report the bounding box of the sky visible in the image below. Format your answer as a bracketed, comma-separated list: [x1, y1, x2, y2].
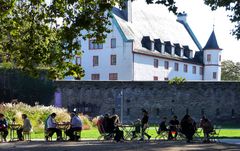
[174, 0, 240, 62]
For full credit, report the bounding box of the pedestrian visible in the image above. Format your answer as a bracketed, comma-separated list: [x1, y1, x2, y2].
[180, 114, 196, 143]
[200, 116, 213, 143]
[140, 109, 151, 141]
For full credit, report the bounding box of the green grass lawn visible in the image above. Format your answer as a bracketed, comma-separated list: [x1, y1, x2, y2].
[6, 127, 240, 140]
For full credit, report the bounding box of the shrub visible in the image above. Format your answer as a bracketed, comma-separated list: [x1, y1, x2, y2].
[168, 77, 186, 85]
[0, 102, 92, 132]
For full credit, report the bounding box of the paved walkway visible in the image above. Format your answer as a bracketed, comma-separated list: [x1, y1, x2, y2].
[1, 140, 240, 151]
[220, 139, 240, 145]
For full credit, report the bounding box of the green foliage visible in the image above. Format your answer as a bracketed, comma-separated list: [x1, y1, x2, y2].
[0, 0, 125, 79]
[168, 77, 186, 85]
[146, 0, 178, 14]
[221, 60, 240, 81]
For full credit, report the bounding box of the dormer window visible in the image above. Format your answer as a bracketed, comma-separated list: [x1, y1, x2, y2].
[141, 36, 154, 50]
[164, 41, 172, 54]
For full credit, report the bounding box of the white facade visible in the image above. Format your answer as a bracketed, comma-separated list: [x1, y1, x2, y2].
[79, 22, 134, 81]
[203, 49, 222, 81]
[67, 0, 222, 81]
[133, 53, 203, 81]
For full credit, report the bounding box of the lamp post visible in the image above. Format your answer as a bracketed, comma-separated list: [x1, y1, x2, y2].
[120, 89, 124, 123]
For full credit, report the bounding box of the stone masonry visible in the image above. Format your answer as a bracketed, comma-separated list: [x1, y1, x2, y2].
[55, 81, 240, 124]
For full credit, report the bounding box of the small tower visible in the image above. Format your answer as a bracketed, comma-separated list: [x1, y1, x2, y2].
[203, 30, 222, 81]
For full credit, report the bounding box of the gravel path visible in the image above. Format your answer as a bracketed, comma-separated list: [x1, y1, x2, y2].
[0, 140, 240, 151]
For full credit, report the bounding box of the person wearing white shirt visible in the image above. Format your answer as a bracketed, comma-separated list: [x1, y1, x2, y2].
[66, 112, 82, 141]
[17, 114, 32, 141]
[46, 113, 62, 141]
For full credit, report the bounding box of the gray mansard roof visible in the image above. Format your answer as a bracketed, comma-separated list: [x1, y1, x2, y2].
[112, 1, 203, 64]
[112, 1, 198, 52]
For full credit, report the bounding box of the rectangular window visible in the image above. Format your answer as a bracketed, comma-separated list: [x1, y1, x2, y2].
[91, 74, 100, 80]
[153, 76, 158, 81]
[93, 56, 99, 66]
[184, 64, 188, 72]
[164, 61, 169, 69]
[154, 59, 158, 68]
[192, 66, 196, 74]
[89, 40, 103, 50]
[207, 54, 211, 62]
[110, 55, 117, 65]
[219, 55, 221, 61]
[200, 67, 203, 75]
[109, 73, 118, 80]
[164, 77, 169, 81]
[213, 72, 217, 79]
[174, 63, 179, 71]
[76, 56, 81, 65]
[111, 38, 116, 48]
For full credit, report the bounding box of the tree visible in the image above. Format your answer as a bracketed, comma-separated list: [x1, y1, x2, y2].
[0, 0, 239, 80]
[221, 60, 240, 81]
[0, 0, 125, 79]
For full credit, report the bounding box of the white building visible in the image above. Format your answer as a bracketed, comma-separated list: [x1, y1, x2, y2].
[72, 0, 222, 81]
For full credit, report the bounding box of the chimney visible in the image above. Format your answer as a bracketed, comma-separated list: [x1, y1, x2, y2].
[177, 12, 187, 23]
[177, 12, 202, 51]
[123, 0, 132, 22]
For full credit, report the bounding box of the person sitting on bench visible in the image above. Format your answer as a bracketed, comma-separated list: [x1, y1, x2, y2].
[157, 117, 168, 134]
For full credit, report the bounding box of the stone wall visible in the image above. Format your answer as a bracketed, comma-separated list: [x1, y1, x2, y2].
[55, 81, 240, 124]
